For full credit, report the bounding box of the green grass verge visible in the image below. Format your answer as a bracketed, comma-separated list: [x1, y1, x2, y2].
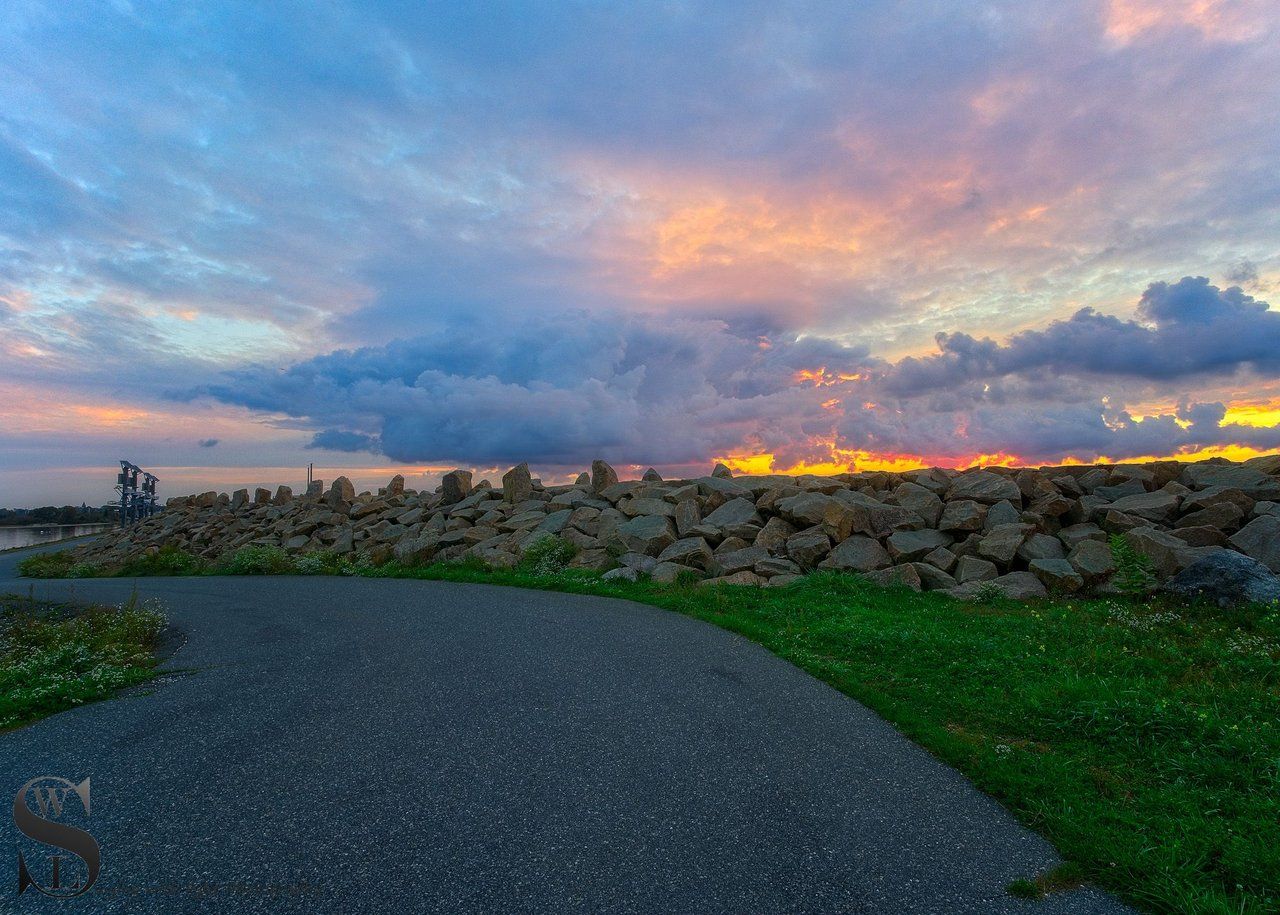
[19, 544, 1280, 913]
[1, 592, 168, 732]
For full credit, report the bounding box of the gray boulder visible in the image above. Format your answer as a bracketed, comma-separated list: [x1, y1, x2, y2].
[1228, 515, 1280, 572]
[502, 463, 533, 503]
[819, 535, 891, 572]
[938, 500, 986, 532]
[441, 470, 473, 504]
[591, 460, 619, 494]
[832, 490, 922, 538]
[1181, 463, 1280, 499]
[893, 482, 943, 526]
[1162, 551, 1280, 607]
[1068, 539, 1115, 583]
[615, 515, 677, 556]
[1017, 533, 1066, 563]
[947, 471, 1022, 505]
[1029, 558, 1084, 592]
[983, 500, 1022, 530]
[786, 528, 832, 570]
[886, 529, 952, 562]
[1108, 489, 1181, 524]
[327, 476, 356, 508]
[657, 537, 715, 570]
[1124, 526, 1221, 579]
[977, 523, 1032, 566]
[955, 555, 998, 583]
[990, 571, 1048, 599]
[713, 545, 771, 575]
[703, 497, 762, 529]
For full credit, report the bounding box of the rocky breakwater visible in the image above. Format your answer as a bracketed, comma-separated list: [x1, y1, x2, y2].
[70, 456, 1280, 602]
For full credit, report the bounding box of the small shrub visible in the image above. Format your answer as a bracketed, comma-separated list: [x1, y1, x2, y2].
[1109, 534, 1156, 597]
[118, 545, 207, 577]
[1, 593, 167, 731]
[218, 545, 295, 576]
[17, 551, 77, 578]
[295, 551, 354, 576]
[972, 581, 1005, 603]
[520, 536, 578, 576]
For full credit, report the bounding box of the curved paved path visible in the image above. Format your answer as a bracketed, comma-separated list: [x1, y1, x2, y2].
[0, 545, 1131, 913]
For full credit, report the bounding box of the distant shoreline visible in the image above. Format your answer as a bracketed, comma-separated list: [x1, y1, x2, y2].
[0, 529, 108, 555]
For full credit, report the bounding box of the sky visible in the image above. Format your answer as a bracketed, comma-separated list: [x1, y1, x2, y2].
[2, 0, 1280, 506]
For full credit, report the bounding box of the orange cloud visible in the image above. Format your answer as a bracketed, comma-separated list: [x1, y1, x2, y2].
[1104, 0, 1269, 45]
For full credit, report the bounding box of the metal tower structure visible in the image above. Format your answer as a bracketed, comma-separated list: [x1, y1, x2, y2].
[115, 461, 159, 526]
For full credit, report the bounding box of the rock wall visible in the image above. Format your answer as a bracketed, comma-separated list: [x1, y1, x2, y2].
[71, 456, 1280, 600]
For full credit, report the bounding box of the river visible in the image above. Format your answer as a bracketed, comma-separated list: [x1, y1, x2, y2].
[0, 524, 112, 551]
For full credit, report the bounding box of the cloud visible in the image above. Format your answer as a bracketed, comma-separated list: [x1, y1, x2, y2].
[197, 438, 219, 448]
[192, 277, 1280, 469]
[308, 430, 380, 453]
[883, 277, 1280, 396]
[197, 311, 874, 466]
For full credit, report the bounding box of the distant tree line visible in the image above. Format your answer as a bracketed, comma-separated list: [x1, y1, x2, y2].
[0, 505, 116, 526]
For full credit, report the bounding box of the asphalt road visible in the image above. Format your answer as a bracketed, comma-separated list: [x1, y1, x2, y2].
[0, 544, 1133, 914]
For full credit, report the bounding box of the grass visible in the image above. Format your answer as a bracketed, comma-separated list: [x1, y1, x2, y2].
[18, 545, 1280, 913]
[0, 591, 168, 733]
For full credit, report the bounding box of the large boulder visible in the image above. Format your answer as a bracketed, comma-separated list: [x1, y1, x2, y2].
[326, 476, 355, 508]
[591, 460, 619, 494]
[977, 523, 1032, 566]
[776, 493, 858, 541]
[1017, 533, 1066, 563]
[657, 537, 715, 570]
[1162, 551, 1280, 607]
[1175, 502, 1245, 532]
[1107, 490, 1181, 524]
[1068, 539, 1115, 584]
[1029, 558, 1084, 592]
[819, 535, 891, 572]
[754, 517, 797, 552]
[886, 529, 952, 563]
[947, 471, 1022, 505]
[832, 490, 922, 538]
[502, 463, 534, 503]
[1181, 463, 1280, 500]
[786, 528, 832, 570]
[939, 500, 986, 532]
[441, 470, 473, 505]
[713, 545, 771, 575]
[990, 571, 1048, 599]
[955, 555, 998, 583]
[614, 514, 677, 556]
[1124, 526, 1221, 579]
[1228, 515, 1280, 572]
[703, 497, 762, 529]
[893, 482, 943, 526]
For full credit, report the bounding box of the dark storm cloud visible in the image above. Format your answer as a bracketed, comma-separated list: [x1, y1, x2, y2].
[194, 277, 1280, 467]
[884, 278, 1280, 396]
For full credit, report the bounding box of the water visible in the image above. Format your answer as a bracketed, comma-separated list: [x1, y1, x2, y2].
[0, 524, 112, 551]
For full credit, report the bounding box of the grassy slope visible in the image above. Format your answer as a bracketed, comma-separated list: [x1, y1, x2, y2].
[20, 545, 1280, 913]
[0, 593, 168, 732]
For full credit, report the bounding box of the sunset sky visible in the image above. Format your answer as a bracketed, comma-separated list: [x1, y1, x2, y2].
[3, 0, 1280, 505]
